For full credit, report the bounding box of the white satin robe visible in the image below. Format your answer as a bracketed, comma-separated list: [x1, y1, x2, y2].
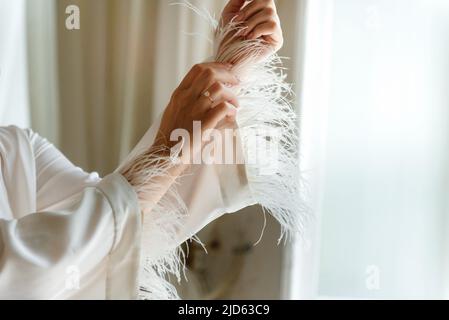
[0, 117, 255, 299]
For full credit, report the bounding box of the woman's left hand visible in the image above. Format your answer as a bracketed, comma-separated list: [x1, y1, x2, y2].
[221, 0, 284, 55]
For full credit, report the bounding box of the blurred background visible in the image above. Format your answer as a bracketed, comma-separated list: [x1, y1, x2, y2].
[1, 0, 449, 299]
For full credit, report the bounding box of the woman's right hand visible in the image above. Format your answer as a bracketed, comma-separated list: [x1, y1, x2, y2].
[155, 62, 241, 162]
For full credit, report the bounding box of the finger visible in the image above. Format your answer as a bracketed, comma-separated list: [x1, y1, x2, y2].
[223, 0, 246, 15]
[179, 62, 233, 90]
[209, 83, 240, 110]
[235, 0, 275, 23]
[247, 20, 278, 40]
[204, 102, 237, 130]
[243, 8, 277, 37]
[198, 82, 240, 112]
[192, 66, 240, 98]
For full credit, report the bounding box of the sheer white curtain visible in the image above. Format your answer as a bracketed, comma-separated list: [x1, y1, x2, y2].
[26, 0, 227, 175]
[289, 0, 449, 299]
[0, 0, 29, 127]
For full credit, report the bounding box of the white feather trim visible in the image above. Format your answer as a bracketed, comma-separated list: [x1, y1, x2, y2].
[214, 11, 307, 242]
[120, 146, 191, 300]
[178, 1, 308, 241]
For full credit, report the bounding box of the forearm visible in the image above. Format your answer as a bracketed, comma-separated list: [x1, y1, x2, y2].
[119, 143, 188, 215]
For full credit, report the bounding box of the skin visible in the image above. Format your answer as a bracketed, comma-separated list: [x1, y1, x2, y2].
[220, 0, 284, 61]
[156, 62, 241, 154]
[122, 0, 284, 212]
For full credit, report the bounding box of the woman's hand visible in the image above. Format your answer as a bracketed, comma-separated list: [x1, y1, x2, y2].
[155, 62, 240, 162]
[220, 0, 284, 58]
[121, 63, 240, 216]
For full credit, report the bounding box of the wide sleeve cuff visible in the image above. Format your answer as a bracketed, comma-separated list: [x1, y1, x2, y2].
[214, 162, 256, 214]
[96, 173, 142, 299]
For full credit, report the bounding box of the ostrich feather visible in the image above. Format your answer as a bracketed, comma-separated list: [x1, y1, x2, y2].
[213, 10, 307, 242]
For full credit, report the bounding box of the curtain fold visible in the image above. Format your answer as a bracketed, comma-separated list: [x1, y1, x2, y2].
[0, 0, 29, 127]
[37, 0, 226, 175]
[26, 0, 59, 144]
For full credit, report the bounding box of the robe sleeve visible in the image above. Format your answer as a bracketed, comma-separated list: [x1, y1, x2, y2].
[0, 173, 141, 299]
[1, 123, 253, 300]
[0, 127, 141, 299]
[25, 129, 102, 212]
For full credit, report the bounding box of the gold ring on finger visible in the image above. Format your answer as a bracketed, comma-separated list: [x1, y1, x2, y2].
[203, 90, 214, 104]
